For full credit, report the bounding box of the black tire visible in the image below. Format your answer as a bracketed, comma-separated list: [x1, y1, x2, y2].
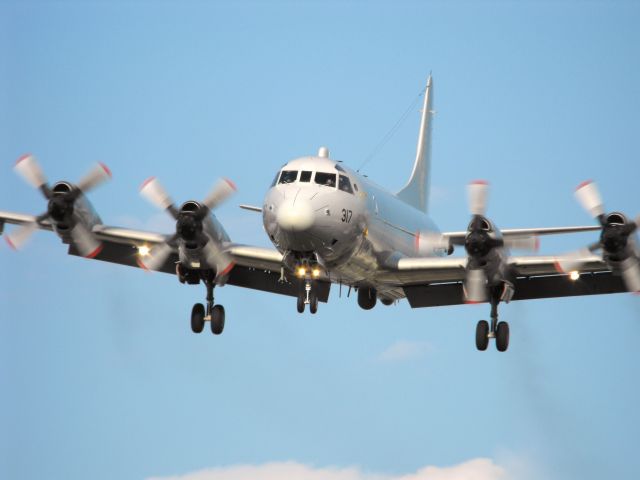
[297, 294, 305, 313]
[475, 320, 489, 351]
[309, 291, 318, 314]
[357, 287, 377, 310]
[211, 304, 225, 335]
[496, 321, 509, 352]
[191, 303, 205, 334]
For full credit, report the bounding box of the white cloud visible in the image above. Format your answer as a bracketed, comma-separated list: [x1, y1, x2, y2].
[148, 459, 506, 480]
[378, 340, 432, 363]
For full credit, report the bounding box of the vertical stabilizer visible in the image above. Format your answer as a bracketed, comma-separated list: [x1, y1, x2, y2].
[397, 75, 433, 213]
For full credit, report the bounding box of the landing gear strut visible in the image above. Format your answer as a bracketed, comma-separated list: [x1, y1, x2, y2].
[296, 279, 318, 314]
[189, 272, 225, 335]
[475, 284, 510, 352]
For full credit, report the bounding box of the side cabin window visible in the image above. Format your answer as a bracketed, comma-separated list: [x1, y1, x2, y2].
[300, 171, 312, 182]
[338, 175, 353, 194]
[315, 172, 336, 188]
[278, 170, 298, 184]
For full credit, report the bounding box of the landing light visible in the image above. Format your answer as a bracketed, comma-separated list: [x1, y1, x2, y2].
[312, 268, 321, 278]
[138, 245, 151, 257]
[297, 267, 307, 277]
[569, 271, 580, 281]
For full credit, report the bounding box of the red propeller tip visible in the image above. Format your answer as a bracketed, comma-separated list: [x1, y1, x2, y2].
[220, 261, 235, 276]
[99, 162, 112, 178]
[553, 260, 565, 273]
[575, 180, 593, 191]
[5, 236, 16, 250]
[470, 180, 488, 185]
[84, 245, 103, 259]
[136, 258, 150, 271]
[464, 300, 483, 305]
[414, 231, 420, 252]
[534, 237, 540, 252]
[224, 178, 237, 191]
[140, 176, 156, 191]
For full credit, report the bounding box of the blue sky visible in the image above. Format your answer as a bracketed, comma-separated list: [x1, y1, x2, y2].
[1, 1, 640, 479]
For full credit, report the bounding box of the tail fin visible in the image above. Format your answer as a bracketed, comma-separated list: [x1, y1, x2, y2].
[397, 75, 434, 213]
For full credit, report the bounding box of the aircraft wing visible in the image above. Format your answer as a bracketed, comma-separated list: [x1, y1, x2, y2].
[377, 254, 625, 308]
[440, 225, 601, 245]
[0, 211, 330, 302]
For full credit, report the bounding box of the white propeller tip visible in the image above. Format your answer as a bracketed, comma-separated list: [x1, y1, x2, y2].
[15, 153, 33, 165]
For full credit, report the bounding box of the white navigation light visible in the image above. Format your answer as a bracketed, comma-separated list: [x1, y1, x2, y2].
[138, 245, 151, 257]
[570, 271, 580, 281]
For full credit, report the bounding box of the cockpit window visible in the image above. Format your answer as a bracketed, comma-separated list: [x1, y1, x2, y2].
[278, 170, 298, 184]
[338, 175, 354, 194]
[300, 171, 312, 182]
[270, 172, 279, 187]
[315, 172, 336, 187]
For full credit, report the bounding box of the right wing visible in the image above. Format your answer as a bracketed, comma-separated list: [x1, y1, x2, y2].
[375, 253, 623, 308]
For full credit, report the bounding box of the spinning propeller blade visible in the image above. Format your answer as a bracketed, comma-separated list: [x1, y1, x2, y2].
[468, 180, 489, 216]
[14, 154, 49, 193]
[5, 222, 38, 250]
[575, 180, 605, 220]
[202, 178, 237, 211]
[76, 163, 112, 193]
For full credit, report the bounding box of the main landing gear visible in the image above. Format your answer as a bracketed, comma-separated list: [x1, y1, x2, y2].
[296, 278, 318, 314]
[475, 284, 510, 352]
[186, 272, 225, 335]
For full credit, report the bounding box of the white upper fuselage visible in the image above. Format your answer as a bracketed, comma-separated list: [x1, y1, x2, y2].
[262, 149, 438, 292]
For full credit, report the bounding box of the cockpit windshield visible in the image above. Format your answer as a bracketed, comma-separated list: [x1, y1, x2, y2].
[278, 170, 298, 184]
[338, 175, 353, 194]
[315, 172, 336, 187]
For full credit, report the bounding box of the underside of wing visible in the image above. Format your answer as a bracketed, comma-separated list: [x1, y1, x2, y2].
[382, 254, 624, 308]
[72, 227, 330, 302]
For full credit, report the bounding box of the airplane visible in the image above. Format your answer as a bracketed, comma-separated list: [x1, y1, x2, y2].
[2, 75, 638, 352]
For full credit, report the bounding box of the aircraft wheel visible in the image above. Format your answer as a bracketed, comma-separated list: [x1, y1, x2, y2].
[475, 320, 489, 351]
[297, 294, 305, 313]
[211, 304, 225, 335]
[496, 321, 509, 352]
[191, 303, 205, 333]
[309, 291, 318, 314]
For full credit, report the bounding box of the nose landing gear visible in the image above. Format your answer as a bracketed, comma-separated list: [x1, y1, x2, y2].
[475, 284, 511, 352]
[188, 271, 226, 335]
[296, 278, 318, 314]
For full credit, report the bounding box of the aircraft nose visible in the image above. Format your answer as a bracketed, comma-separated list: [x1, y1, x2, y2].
[276, 198, 315, 232]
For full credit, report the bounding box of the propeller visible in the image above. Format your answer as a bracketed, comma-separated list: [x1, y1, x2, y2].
[6, 155, 111, 257]
[138, 177, 236, 275]
[556, 180, 640, 293]
[416, 181, 538, 303]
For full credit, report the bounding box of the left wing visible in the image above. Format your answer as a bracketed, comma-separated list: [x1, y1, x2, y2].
[0, 211, 330, 302]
